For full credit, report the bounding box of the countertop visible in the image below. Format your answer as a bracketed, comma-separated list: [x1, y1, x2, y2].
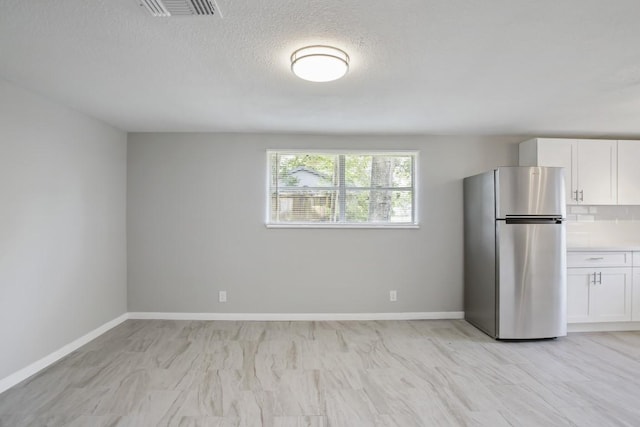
[568, 245, 640, 252]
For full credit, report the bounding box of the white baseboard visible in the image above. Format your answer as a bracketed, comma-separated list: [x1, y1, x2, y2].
[128, 311, 465, 321]
[568, 321, 640, 333]
[0, 313, 129, 395]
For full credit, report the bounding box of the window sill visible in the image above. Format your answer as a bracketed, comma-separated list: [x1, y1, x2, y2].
[265, 223, 420, 229]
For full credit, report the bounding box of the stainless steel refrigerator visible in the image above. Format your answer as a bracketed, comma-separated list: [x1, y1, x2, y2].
[463, 166, 567, 339]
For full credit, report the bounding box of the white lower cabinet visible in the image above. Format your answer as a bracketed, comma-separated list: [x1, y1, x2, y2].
[567, 267, 632, 323]
[633, 266, 640, 322]
[567, 268, 592, 323]
[567, 252, 633, 323]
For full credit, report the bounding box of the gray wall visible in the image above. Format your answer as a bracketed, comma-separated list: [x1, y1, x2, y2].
[0, 79, 127, 379]
[128, 133, 519, 313]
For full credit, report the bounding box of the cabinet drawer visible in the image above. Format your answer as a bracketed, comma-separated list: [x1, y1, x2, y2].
[567, 251, 631, 268]
[634, 252, 640, 267]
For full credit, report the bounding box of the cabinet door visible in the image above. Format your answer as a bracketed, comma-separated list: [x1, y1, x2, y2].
[568, 267, 632, 323]
[576, 139, 617, 205]
[617, 140, 640, 205]
[567, 268, 592, 323]
[591, 268, 632, 322]
[633, 268, 640, 321]
[537, 139, 577, 205]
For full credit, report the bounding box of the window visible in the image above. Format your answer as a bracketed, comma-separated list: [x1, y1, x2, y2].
[267, 150, 418, 227]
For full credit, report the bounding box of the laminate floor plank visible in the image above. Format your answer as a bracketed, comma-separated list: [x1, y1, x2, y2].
[1, 320, 640, 426]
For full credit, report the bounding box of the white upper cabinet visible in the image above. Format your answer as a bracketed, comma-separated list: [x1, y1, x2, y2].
[519, 138, 617, 205]
[576, 139, 617, 205]
[520, 138, 576, 205]
[618, 140, 640, 205]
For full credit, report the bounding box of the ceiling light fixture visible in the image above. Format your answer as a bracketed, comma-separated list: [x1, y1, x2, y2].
[291, 45, 350, 82]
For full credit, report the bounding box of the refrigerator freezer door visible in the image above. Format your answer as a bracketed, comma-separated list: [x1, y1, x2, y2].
[496, 167, 566, 219]
[496, 221, 567, 339]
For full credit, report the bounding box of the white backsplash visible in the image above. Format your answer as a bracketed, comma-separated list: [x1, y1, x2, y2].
[566, 205, 640, 247]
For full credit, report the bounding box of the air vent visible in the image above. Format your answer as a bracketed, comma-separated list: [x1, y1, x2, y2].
[138, 0, 222, 17]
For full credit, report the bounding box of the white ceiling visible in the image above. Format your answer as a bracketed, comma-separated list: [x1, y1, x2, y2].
[2, 0, 640, 136]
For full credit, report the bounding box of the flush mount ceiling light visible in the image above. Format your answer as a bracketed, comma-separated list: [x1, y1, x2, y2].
[291, 45, 350, 82]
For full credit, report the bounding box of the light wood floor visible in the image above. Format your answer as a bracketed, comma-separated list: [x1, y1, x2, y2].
[1, 319, 640, 426]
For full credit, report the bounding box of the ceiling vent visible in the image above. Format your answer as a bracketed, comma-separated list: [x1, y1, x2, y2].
[138, 0, 222, 17]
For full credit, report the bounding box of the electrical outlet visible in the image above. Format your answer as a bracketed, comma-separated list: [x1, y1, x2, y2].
[219, 291, 227, 303]
[389, 290, 397, 302]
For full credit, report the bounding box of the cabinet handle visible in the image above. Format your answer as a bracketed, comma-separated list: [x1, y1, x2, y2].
[588, 257, 604, 260]
[579, 190, 584, 202]
[591, 272, 602, 285]
[573, 190, 578, 201]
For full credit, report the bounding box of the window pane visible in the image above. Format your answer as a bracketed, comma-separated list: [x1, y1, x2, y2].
[270, 152, 278, 187]
[277, 154, 336, 188]
[390, 190, 413, 222]
[271, 189, 338, 223]
[391, 156, 413, 187]
[345, 190, 413, 223]
[344, 190, 370, 222]
[344, 155, 372, 187]
[344, 155, 413, 188]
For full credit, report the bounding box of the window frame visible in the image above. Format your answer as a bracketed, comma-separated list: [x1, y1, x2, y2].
[265, 149, 419, 229]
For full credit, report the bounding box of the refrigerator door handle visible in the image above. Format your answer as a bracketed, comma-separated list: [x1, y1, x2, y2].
[505, 218, 564, 225]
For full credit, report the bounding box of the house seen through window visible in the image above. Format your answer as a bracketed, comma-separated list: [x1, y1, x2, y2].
[268, 151, 417, 226]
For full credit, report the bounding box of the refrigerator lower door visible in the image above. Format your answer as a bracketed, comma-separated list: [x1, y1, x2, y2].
[496, 221, 567, 339]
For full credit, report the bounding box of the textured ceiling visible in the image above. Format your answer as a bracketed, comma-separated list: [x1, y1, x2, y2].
[2, 0, 640, 135]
